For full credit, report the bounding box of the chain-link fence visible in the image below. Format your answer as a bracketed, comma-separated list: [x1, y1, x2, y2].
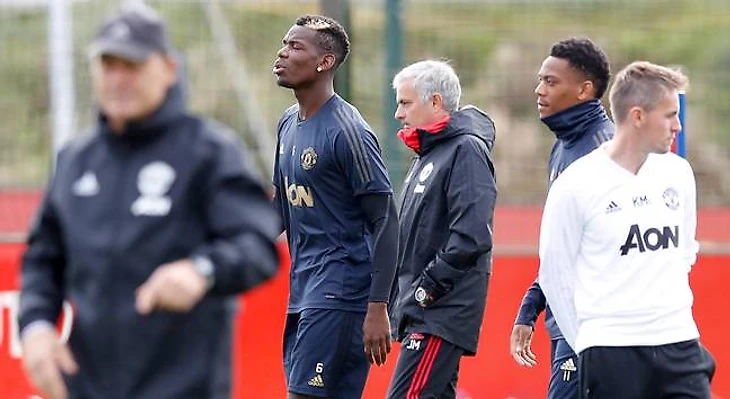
[1, 0, 729, 235]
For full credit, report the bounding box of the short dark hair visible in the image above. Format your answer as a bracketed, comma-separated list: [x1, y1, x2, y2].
[550, 37, 611, 99]
[295, 14, 350, 68]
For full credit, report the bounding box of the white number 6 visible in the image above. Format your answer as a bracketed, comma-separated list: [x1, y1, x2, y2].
[315, 362, 324, 373]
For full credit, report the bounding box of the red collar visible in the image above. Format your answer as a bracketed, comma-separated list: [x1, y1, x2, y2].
[397, 116, 451, 153]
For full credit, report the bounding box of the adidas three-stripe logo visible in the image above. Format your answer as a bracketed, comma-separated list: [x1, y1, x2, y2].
[308, 374, 325, 388]
[560, 358, 577, 381]
[606, 200, 621, 214]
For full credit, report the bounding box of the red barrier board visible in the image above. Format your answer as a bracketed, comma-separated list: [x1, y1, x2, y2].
[3, 244, 727, 399]
[2, 191, 728, 397]
[237, 254, 729, 399]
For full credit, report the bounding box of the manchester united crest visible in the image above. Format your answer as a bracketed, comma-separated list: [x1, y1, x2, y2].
[301, 147, 318, 170]
[663, 187, 680, 210]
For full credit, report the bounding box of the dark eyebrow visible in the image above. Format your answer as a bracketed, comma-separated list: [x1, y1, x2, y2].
[283, 38, 304, 46]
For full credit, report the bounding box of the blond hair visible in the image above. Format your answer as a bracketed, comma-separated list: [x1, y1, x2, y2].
[609, 61, 688, 124]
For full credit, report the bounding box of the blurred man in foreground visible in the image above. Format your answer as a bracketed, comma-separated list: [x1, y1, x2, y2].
[19, 5, 280, 399]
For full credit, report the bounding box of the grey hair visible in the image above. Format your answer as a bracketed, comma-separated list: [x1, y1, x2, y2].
[392, 59, 461, 113]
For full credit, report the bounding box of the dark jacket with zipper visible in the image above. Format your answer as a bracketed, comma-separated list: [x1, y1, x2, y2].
[514, 99, 614, 340]
[391, 106, 497, 355]
[18, 84, 281, 399]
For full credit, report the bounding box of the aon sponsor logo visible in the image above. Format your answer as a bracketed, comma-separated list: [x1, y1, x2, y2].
[619, 224, 679, 256]
[285, 177, 314, 207]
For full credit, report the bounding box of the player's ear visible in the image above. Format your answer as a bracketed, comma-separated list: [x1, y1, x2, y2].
[578, 80, 595, 101]
[162, 54, 179, 88]
[628, 106, 645, 128]
[318, 53, 337, 73]
[431, 93, 444, 110]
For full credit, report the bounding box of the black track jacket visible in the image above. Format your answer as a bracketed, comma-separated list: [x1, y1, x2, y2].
[18, 85, 280, 399]
[391, 106, 497, 355]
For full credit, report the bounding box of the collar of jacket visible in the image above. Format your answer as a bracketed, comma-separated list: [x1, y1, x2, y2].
[98, 82, 186, 146]
[397, 115, 451, 154]
[404, 105, 496, 155]
[399, 105, 496, 156]
[541, 99, 610, 143]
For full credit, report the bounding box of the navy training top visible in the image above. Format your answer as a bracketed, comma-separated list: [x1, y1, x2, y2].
[274, 94, 393, 313]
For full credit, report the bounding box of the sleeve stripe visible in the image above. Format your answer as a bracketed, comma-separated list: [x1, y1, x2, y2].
[334, 107, 374, 184]
[602, 127, 612, 141]
[592, 133, 603, 148]
[592, 127, 611, 148]
[336, 107, 374, 183]
[334, 108, 368, 183]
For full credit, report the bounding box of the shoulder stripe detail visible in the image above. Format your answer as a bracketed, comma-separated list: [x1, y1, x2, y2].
[592, 133, 603, 148]
[334, 107, 374, 184]
[276, 104, 299, 137]
[592, 128, 611, 148]
[601, 128, 613, 141]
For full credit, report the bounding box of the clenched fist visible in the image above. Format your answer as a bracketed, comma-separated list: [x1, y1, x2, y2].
[136, 259, 209, 314]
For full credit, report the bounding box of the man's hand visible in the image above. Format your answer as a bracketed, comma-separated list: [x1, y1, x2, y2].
[136, 259, 208, 314]
[510, 324, 537, 367]
[363, 302, 391, 366]
[22, 328, 78, 399]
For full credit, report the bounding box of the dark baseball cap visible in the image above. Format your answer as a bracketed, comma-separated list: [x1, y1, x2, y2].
[88, 5, 171, 62]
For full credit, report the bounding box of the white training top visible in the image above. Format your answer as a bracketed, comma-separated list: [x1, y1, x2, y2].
[538, 143, 700, 353]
